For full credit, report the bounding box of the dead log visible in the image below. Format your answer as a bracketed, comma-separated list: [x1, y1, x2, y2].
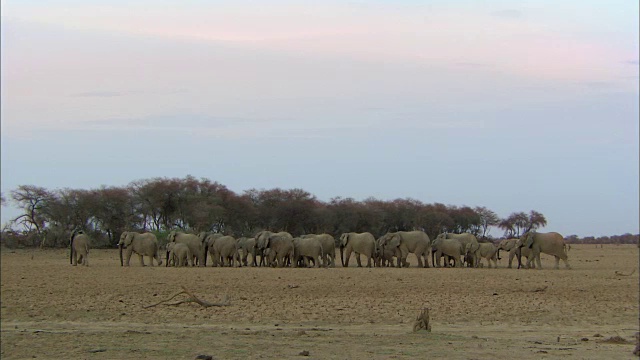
[413, 308, 432, 332]
[143, 286, 231, 309]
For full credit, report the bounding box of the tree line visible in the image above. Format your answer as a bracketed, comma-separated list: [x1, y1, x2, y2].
[0, 175, 637, 248]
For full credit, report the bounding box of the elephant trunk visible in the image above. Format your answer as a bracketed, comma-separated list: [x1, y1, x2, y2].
[119, 243, 124, 266]
[496, 248, 501, 261]
[165, 250, 169, 267]
[203, 246, 208, 267]
[339, 246, 345, 267]
[516, 247, 522, 269]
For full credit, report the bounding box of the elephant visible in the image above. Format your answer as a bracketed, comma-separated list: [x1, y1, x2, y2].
[431, 237, 465, 268]
[167, 230, 206, 267]
[516, 231, 570, 270]
[292, 237, 324, 268]
[300, 233, 336, 267]
[237, 237, 257, 267]
[70, 229, 90, 266]
[119, 231, 163, 267]
[497, 238, 535, 269]
[435, 233, 480, 267]
[205, 234, 240, 267]
[474, 242, 499, 268]
[378, 231, 431, 268]
[165, 242, 193, 267]
[340, 232, 375, 268]
[255, 231, 294, 267]
[374, 237, 396, 267]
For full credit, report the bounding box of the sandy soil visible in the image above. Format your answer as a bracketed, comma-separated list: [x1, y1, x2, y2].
[1, 244, 638, 359]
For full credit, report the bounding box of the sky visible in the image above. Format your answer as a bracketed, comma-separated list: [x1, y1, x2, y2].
[1, 1, 638, 237]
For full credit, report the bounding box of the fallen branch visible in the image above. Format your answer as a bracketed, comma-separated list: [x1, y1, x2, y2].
[143, 286, 231, 309]
[615, 268, 636, 277]
[529, 286, 548, 293]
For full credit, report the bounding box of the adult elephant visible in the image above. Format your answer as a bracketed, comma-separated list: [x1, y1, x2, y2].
[237, 237, 257, 267]
[119, 231, 163, 266]
[293, 237, 324, 267]
[256, 232, 294, 268]
[516, 231, 570, 270]
[205, 234, 240, 267]
[167, 230, 206, 267]
[70, 229, 90, 266]
[431, 237, 464, 268]
[300, 233, 336, 267]
[378, 231, 431, 268]
[340, 232, 375, 268]
[255, 231, 294, 267]
[435, 233, 480, 267]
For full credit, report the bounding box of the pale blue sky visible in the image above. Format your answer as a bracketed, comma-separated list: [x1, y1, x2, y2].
[1, 1, 638, 237]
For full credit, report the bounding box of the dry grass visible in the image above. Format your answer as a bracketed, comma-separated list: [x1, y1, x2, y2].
[1, 244, 638, 359]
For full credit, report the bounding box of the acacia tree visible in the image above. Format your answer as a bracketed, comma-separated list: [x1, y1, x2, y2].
[499, 210, 547, 238]
[10, 185, 54, 246]
[474, 206, 500, 239]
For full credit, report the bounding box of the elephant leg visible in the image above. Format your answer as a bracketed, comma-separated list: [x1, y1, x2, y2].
[72, 251, 78, 266]
[138, 254, 145, 266]
[125, 249, 133, 266]
[562, 257, 571, 269]
[534, 254, 542, 270]
[355, 253, 362, 267]
[435, 251, 442, 267]
[343, 248, 352, 267]
[455, 256, 463, 268]
[366, 255, 372, 268]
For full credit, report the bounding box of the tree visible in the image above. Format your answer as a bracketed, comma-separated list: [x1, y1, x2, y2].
[89, 186, 134, 246]
[474, 206, 500, 239]
[10, 185, 54, 246]
[525, 210, 547, 233]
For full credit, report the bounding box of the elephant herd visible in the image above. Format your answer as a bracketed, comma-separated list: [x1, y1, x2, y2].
[71, 229, 571, 270]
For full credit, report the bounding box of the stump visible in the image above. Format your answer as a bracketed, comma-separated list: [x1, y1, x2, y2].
[413, 308, 431, 332]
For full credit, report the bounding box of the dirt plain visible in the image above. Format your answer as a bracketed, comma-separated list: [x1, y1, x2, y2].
[1, 244, 638, 360]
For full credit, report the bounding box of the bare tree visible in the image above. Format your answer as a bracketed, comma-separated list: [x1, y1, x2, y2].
[10, 185, 54, 246]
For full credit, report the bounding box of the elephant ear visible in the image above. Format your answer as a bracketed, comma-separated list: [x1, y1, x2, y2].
[389, 234, 401, 248]
[341, 233, 349, 247]
[124, 233, 134, 247]
[524, 232, 534, 248]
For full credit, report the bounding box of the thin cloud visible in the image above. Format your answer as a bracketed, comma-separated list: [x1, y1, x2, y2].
[491, 9, 523, 19]
[454, 62, 494, 68]
[625, 60, 639, 65]
[73, 91, 123, 97]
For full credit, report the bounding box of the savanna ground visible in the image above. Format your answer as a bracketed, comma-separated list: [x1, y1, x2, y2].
[1, 244, 638, 359]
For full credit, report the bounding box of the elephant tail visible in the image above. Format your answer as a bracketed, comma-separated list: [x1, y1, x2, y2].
[119, 243, 124, 266]
[69, 235, 74, 265]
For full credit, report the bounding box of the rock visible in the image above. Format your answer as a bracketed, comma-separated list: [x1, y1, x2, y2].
[299, 350, 310, 356]
[88, 349, 107, 353]
[195, 355, 213, 360]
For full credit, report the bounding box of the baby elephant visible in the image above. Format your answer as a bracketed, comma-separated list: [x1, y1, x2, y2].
[166, 242, 193, 267]
[70, 229, 90, 266]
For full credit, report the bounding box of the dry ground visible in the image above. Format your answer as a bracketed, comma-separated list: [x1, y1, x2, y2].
[1, 244, 638, 359]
